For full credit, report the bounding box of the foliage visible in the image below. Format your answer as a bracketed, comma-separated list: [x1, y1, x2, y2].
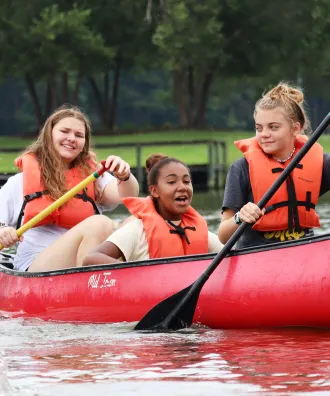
[153, 1, 224, 69]
[0, 2, 110, 78]
[1, 0, 330, 131]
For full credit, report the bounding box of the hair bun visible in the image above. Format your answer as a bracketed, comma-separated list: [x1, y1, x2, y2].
[266, 82, 304, 105]
[145, 153, 169, 174]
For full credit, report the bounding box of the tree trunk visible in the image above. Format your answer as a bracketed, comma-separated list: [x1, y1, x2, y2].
[45, 80, 52, 118]
[192, 70, 213, 128]
[73, 73, 82, 104]
[51, 77, 59, 109]
[61, 72, 69, 103]
[25, 73, 44, 129]
[108, 56, 122, 131]
[173, 69, 189, 127]
[87, 75, 107, 128]
[187, 65, 194, 125]
[45, 77, 58, 115]
[104, 70, 109, 110]
[145, 0, 153, 22]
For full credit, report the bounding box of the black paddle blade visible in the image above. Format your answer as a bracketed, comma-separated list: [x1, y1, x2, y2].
[134, 284, 201, 331]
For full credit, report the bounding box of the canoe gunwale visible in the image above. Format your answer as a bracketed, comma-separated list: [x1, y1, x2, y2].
[1, 231, 329, 278]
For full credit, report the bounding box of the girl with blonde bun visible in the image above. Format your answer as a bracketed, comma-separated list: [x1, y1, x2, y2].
[219, 82, 330, 248]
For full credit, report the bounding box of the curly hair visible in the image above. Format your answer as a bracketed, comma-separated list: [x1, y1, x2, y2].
[146, 153, 190, 186]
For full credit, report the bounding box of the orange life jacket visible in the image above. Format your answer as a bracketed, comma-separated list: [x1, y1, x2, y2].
[15, 153, 99, 229]
[122, 196, 209, 258]
[234, 135, 322, 232]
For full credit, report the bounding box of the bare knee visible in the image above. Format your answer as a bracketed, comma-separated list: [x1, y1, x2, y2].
[82, 215, 113, 240]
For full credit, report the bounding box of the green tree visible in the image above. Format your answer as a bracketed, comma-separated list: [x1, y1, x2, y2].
[0, 1, 111, 127]
[152, 0, 223, 127]
[79, 0, 157, 130]
[151, 0, 330, 127]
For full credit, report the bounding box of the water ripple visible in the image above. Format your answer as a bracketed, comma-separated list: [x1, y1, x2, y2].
[1, 319, 330, 395]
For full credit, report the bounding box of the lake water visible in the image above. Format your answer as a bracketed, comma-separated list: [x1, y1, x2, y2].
[2, 191, 330, 396]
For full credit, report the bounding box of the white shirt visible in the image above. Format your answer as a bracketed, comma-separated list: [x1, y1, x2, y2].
[107, 218, 223, 262]
[0, 172, 116, 271]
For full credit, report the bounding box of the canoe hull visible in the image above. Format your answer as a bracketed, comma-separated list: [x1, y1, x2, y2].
[1, 234, 330, 328]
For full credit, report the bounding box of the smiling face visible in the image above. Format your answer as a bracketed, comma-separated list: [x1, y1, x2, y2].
[149, 162, 193, 221]
[52, 117, 86, 165]
[255, 108, 302, 160]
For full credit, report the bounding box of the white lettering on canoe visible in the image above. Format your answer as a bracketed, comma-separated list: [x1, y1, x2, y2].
[88, 272, 117, 289]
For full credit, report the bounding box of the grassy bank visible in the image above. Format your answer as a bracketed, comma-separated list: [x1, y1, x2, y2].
[1, 130, 330, 173]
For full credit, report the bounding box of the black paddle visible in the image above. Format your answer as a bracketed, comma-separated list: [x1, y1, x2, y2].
[134, 112, 330, 332]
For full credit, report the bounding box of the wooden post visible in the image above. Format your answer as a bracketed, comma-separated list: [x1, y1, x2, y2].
[136, 144, 143, 186]
[207, 143, 213, 188]
[214, 141, 220, 190]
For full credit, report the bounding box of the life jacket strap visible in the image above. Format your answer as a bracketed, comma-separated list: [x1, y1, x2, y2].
[167, 220, 196, 245]
[265, 199, 315, 214]
[17, 190, 49, 229]
[75, 189, 100, 215]
[286, 174, 300, 233]
[17, 189, 100, 229]
[266, 165, 311, 233]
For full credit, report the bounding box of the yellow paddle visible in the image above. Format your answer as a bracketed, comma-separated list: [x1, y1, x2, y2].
[0, 161, 109, 251]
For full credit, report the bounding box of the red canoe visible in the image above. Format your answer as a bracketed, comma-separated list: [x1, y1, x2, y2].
[1, 233, 330, 329]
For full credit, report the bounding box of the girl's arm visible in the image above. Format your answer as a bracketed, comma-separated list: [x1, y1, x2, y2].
[218, 209, 239, 244]
[0, 174, 24, 248]
[218, 158, 251, 244]
[218, 205, 265, 244]
[98, 155, 139, 206]
[82, 241, 123, 266]
[83, 219, 141, 265]
[100, 174, 139, 206]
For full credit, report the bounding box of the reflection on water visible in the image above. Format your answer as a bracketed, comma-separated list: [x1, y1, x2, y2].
[2, 191, 330, 395]
[2, 320, 330, 395]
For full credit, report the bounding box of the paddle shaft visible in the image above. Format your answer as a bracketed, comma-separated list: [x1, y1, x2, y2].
[161, 112, 330, 328]
[0, 163, 108, 251]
